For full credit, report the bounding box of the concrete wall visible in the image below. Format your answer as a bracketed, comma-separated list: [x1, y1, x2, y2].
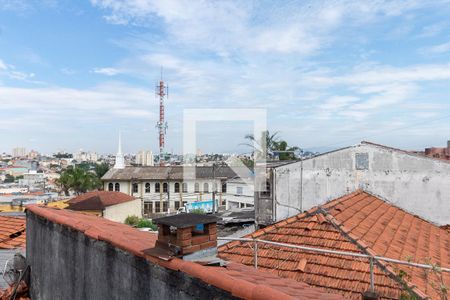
[26, 211, 236, 300]
[103, 199, 142, 223]
[273, 143, 450, 225]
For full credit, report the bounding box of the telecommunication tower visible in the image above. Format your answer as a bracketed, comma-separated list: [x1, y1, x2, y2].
[156, 73, 168, 164]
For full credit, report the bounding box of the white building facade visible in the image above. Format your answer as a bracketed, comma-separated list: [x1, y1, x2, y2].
[102, 166, 239, 216]
[225, 177, 254, 210]
[256, 142, 450, 226]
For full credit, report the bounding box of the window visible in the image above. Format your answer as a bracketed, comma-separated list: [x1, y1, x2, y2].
[163, 201, 168, 212]
[155, 201, 160, 213]
[145, 183, 150, 193]
[174, 182, 180, 193]
[213, 182, 218, 192]
[114, 183, 120, 192]
[132, 183, 138, 193]
[222, 183, 227, 193]
[203, 183, 209, 193]
[163, 182, 168, 193]
[194, 183, 200, 193]
[144, 202, 153, 215]
[108, 183, 113, 191]
[155, 182, 160, 193]
[355, 153, 369, 170]
[182, 183, 188, 193]
[261, 181, 271, 197]
[236, 186, 243, 195]
[175, 201, 180, 210]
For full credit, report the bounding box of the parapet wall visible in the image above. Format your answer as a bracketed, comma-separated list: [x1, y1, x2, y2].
[26, 210, 235, 300]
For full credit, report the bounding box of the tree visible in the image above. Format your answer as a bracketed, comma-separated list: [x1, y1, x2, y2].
[4, 174, 15, 183]
[243, 130, 301, 161]
[94, 163, 110, 179]
[243, 131, 280, 160]
[275, 140, 300, 160]
[56, 166, 101, 196]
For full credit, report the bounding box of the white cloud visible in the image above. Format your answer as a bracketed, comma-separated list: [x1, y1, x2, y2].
[93, 67, 121, 76]
[0, 58, 7, 70]
[0, 58, 37, 82]
[304, 63, 450, 87]
[420, 42, 450, 55]
[0, 83, 157, 129]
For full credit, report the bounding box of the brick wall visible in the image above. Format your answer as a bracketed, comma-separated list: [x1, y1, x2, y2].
[157, 223, 218, 256]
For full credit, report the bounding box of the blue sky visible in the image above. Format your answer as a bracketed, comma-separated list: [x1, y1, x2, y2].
[1, 0, 450, 155]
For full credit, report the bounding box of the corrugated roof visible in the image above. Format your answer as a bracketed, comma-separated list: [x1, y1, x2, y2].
[67, 191, 135, 211]
[101, 166, 246, 181]
[219, 191, 449, 300]
[26, 205, 345, 300]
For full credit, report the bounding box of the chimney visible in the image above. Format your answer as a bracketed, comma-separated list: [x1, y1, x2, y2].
[152, 213, 218, 257]
[362, 291, 379, 300]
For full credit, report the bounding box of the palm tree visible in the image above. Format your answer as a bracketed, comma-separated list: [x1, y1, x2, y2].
[243, 131, 280, 160]
[56, 166, 102, 196]
[242, 131, 301, 161]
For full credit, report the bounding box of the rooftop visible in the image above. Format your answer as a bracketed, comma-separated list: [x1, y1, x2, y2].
[153, 213, 218, 228]
[26, 205, 344, 300]
[67, 191, 135, 211]
[101, 165, 246, 181]
[219, 190, 449, 299]
[0, 216, 26, 249]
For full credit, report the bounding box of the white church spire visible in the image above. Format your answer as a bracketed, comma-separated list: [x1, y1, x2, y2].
[114, 132, 125, 169]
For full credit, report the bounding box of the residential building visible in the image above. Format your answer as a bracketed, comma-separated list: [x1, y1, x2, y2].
[18, 170, 44, 188]
[101, 166, 240, 216]
[24, 205, 343, 299]
[73, 150, 98, 162]
[220, 190, 450, 300]
[255, 141, 450, 226]
[11, 148, 26, 158]
[135, 150, 154, 166]
[225, 176, 254, 209]
[424, 140, 450, 161]
[27, 150, 40, 160]
[67, 191, 141, 223]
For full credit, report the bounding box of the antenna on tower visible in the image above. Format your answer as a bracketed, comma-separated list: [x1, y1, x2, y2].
[156, 69, 168, 165]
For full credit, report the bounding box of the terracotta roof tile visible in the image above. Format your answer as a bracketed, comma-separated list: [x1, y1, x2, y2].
[26, 205, 344, 300]
[326, 191, 449, 299]
[67, 191, 135, 211]
[0, 216, 26, 249]
[219, 191, 450, 300]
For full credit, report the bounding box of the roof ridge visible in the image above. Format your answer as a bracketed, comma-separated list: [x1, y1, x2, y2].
[320, 206, 430, 300]
[361, 141, 450, 164]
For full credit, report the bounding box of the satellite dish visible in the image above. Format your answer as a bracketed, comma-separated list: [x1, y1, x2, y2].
[2, 253, 27, 286]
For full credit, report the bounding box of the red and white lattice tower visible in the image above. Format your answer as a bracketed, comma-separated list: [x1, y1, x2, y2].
[156, 77, 168, 164]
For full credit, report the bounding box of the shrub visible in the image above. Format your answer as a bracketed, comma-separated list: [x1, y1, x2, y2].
[124, 215, 139, 226]
[136, 218, 157, 230]
[189, 208, 205, 214]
